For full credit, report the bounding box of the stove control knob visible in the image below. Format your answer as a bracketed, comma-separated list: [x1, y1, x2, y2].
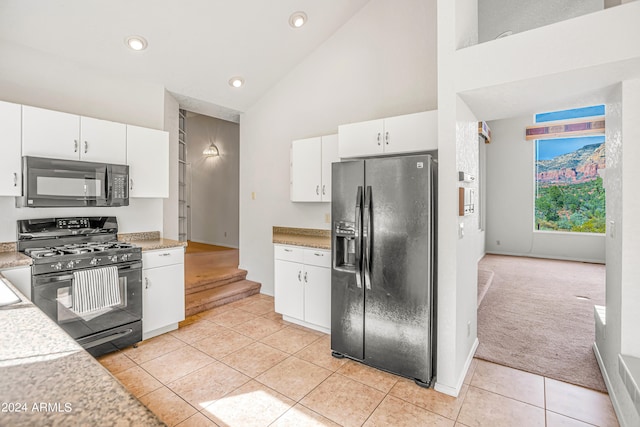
[51, 262, 63, 270]
[67, 261, 75, 269]
[121, 254, 129, 262]
[90, 258, 98, 266]
[109, 255, 118, 262]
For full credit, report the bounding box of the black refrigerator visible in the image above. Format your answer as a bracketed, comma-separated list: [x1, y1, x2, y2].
[331, 154, 437, 386]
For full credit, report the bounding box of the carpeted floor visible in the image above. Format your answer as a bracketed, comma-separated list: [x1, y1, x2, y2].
[476, 254, 607, 392]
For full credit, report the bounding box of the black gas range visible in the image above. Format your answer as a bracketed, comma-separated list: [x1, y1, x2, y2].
[18, 217, 143, 357]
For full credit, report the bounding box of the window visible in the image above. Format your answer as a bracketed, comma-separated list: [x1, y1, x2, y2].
[533, 106, 606, 233]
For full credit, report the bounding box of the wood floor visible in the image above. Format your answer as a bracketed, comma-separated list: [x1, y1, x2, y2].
[184, 241, 260, 316]
[185, 241, 235, 254]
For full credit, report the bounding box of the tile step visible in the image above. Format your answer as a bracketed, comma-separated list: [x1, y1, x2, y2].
[185, 279, 261, 317]
[186, 267, 247, 294]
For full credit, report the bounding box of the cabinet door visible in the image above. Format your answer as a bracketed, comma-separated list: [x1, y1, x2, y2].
[0, 101, 22, 196]
[142, 263, 185, 335]
[338, 119, 384, 158]
[304, 265, 331, 330]
[383, 111, 438, 154]
[320, 134, 339, 202]
[274, 259, 304, 319]
[291, 137, 322, 202]
[126, 125, 169, 198]
[22, 105, 80, 160]
[80, 116, 126, 164]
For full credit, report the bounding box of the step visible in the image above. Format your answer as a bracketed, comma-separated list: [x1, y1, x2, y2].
[185, 267, 247, 294]
[185, 279, 261, 317]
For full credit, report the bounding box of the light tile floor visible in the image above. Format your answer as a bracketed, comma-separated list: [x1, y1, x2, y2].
[99, 294, 620, 427]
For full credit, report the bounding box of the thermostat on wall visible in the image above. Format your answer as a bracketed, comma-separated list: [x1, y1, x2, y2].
[458, 171, 476, 183]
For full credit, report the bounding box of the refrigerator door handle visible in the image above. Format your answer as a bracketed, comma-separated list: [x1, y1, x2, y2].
[355, 186, 363, 288]
[363, 185, 372, 290]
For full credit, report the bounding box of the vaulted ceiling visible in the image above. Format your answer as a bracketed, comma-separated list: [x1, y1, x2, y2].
[0, 0, 370, 120]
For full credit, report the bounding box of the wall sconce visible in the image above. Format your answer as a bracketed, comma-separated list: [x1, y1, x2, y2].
[203, 142, 220, 157]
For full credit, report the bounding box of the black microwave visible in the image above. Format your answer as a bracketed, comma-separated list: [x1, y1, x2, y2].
[19, 156, 129, 208]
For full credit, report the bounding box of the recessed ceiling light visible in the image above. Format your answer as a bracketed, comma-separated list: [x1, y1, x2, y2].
[228, 77, 244, 88]
[289, 12, 307, 28]
[125, 36, 148, 51]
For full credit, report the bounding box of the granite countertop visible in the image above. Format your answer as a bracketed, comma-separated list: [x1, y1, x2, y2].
[0, 251, 32, 269]
[0, 280, 164, 426]
[273, 226, 331, 250]
[119, 231, 187, 252]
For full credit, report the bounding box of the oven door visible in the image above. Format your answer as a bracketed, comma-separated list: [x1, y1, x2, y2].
[31, 262, 142, 340]
[23, 156, 109, 207]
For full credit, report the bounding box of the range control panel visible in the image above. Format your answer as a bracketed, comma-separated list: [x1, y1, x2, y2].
[56, 218, 90, 229]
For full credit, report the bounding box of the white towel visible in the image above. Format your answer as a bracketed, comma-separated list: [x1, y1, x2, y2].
[72, 266, 121, 314]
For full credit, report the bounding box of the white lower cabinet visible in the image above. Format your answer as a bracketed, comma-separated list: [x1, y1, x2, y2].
[274, 245, 331, 333]
[0, 266, 32, 300]
[142, 247, 185, 339]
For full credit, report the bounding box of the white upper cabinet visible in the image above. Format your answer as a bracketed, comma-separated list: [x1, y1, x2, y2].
[0, 101, 22, 196]
[126, 125, 169, 198]
[291, 137, 321, 202]
[79, 116, 126, 164]
[22, 105, 126, 164]
[338, 119, 384, 158]
[338, 110, 438, 158]
[290, 134, 338, 202]
[22, 106, 80, 161]
[320, 134, 339, 201]
[383, 111, 438, 154]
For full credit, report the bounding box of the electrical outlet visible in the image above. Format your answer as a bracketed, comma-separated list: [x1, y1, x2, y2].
[458, 223, 464, 239]
[224, 231, 227, 237]
[467, 321, 471, 337]
[496, 240, 501, 246]
[251, 192, 256, 200]
[325, 213, 331, 223]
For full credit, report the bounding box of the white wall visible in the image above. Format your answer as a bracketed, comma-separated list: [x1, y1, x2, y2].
[478, 0, 604, 43]
[456, 2, 640, 97]
[187, 114, 240, 248]
[239, 0, 437, 295]
[595, 81, 640, 427]
[620, 79, 640, 358]
[163, 91, 180, 240]
[0, 198, 163, 242]
[0, 39, 168, 241]
[455, 96, 482, 388]
[484, 115, 606, 263]
[433, 0, 480, 397]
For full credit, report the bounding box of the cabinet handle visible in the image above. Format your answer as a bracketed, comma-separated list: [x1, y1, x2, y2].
[322, 185, 326, 196]
[297, 271, 302, 282]
[385, 131, 389, 145]
[316, 185, 320, 195]
[377, 132, 381, 146]
[13, 173, 18, 187]
[130, 178, 134, 191]
[74, 140, 78, 153]
[284, 249, 293, 252]
[84, 141, 88, 154]
[145, 277, 150, 289]
[314, 253, 324, 257]
[304, 271, 308, 283]
[159, 253, 171, 257]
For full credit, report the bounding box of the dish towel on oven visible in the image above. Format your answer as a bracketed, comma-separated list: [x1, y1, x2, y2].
[72, 266, 121, 314]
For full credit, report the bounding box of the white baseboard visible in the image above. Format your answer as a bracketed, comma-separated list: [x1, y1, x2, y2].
[435, 338, 479, 397]
[593, 342, 629, 427]
[143, 323, 178, 341]
[485, 250, 605, 265]
[282, 315, 330, 334]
